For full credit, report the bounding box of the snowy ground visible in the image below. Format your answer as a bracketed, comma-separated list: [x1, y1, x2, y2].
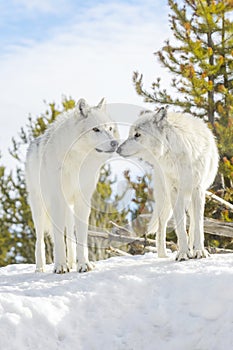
[0, 253, 233, 350]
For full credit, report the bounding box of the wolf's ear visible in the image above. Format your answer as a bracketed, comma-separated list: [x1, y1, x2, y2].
[153, 107, 167, 125]
[78, 98, 89, 118]
[97, 97, 106, 110]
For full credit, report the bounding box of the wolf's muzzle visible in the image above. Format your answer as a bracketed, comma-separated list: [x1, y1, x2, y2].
[95, 140, 118, 153]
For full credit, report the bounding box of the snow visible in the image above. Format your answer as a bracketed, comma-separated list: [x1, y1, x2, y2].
[0, 253, 233, 350]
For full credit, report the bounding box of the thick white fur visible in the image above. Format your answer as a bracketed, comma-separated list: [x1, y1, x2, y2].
[25, 98, 119, 273]
[118, 109, 219, 261]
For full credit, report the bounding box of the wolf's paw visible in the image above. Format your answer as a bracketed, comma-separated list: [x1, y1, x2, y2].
[67, 261, 77, 271]
[77, 261, 95, 273]
[176, 250, 192, 262]
[193, 249, 210, 259]
[158, 250, 169, 258]
[53, 264, 69, 274]
[35, 266, 45, 273]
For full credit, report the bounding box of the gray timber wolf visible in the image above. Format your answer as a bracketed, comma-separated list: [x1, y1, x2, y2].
[117, 108, 218, 261]
[26, 98, 118, 273]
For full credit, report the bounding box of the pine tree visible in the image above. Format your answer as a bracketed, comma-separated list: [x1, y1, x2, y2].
[133, 0, 233, 125]
[0, 157, 16, 266]
[88, 164, 129, 260]
[0, 164, 35, 264]
[132, 0, 233, 249]
[123, 170, 154, 236]
[90, 164, 129, 231]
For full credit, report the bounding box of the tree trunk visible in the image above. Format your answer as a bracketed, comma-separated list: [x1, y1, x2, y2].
[207, 33, 215, 125]
[207, 0, 215, 125]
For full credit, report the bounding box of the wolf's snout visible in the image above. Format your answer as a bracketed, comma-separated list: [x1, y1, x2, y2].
[95, 140, 118, 153]
[111, 140, 118, 149]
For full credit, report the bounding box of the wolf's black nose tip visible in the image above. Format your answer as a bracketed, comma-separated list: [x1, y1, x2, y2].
[111, 140, 118, 149]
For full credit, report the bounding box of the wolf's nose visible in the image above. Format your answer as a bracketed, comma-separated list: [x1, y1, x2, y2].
[111, 140, 118, 149]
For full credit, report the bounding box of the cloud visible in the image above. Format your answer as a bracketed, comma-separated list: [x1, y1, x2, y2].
[10, 0, 70, 14]
[0, 0, 171, 168]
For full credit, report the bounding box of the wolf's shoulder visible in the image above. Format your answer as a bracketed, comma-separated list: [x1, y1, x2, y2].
[167, 112, 210, 134]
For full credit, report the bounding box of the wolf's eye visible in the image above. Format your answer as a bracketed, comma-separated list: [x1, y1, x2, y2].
[93, 127, 100, 132]
[134, 132, 141, 139]
[109, 126, 113, 131]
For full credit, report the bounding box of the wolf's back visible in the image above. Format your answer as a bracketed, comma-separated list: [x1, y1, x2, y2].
[167, 112, 219, 189]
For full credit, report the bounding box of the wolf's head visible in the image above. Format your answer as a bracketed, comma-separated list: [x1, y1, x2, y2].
[117, 107, 168, 163]
[75, 98, 119, 154]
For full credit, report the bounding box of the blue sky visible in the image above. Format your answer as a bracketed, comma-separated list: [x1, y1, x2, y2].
[0, 0, 171, 168]
[0, 0, 168, 52]
[0, 0, 84, 50]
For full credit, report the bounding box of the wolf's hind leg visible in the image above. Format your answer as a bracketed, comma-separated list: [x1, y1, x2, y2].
[172, 190, 192, 261]
[30, 196, 47, 272]
[149, 191, 172, 258]
[191, 187, 209, 259]
[34, 211, 46, 272]
[156, 203, 172, 258]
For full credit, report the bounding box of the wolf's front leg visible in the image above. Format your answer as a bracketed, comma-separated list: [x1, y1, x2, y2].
[148, 200, 172, 258]
[150, 172, 172, 258]
[65, 207, 77, 270]
[74, 195, 95, 273]
[157, 216, 172, 258]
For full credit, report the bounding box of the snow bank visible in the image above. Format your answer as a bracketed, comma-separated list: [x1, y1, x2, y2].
[0, 253, 233, 350]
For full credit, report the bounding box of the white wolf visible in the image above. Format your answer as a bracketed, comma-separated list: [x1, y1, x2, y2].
[25, 98, 118, 273]
[117, 108, 218, 261]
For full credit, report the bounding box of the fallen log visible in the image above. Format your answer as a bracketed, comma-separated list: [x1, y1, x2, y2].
[203, 217, 233, 238]
[139, 214, 233, 238]
[106, 246, 132, 257]
[206, 191, 233, 211]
